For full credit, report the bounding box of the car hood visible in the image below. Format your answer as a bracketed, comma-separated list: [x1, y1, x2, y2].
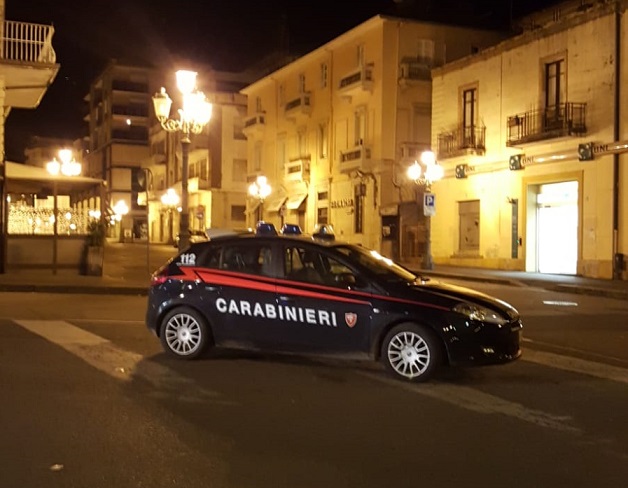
[390, 278, 519, 319]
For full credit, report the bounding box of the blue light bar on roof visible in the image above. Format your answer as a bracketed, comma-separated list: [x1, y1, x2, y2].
[313, 223, 335, 240]
[256, 221, 278, 235]
[280, 223, 302, 235]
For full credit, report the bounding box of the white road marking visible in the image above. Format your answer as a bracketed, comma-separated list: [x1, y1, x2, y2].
[361, 372, 580, 433]
[543, 300, 579, 307]
[522, 348, 628, 384]
[14, 320, 237, 406]
[522, 337, 628, 366]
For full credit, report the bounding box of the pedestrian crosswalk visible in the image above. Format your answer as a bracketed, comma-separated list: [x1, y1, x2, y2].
[11, 318, 628, 432]
[14, 319, 238, 406]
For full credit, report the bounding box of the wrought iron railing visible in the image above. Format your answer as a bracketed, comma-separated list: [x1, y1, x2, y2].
[506, 102, 586, 146]
[437, 126, 486, 158]
[1, 20, 56, 64]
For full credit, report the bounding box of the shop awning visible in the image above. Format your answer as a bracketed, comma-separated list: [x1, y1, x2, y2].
[265, 196, 287, 212]
[285, 193, 308, 210]
[4, 161, 104, 194]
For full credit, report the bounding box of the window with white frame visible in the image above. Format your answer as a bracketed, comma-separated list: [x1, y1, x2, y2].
[318, 123, 328, 159]
[357, 44, 365, 67]
[278, 83, 285, 107]
[545, 58, 565, 108]
[462, 86, 478, 146]
[254, 142, 262, 171]
[544, 57, 566, 126]
[320, 63, 328, 88]
[354, 108, 366, 146]
[297, 130, 307, 157]
[317, 190, 329, 225]
[298, 74, 306, 94]
[277, 136, 286, 170]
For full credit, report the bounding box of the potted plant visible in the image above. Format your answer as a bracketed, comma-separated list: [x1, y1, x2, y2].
[83, 220, 107, 276]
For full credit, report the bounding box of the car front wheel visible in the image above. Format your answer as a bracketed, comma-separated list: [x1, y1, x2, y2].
[160, 307, 211, 359]
[381, 323, 441, 382]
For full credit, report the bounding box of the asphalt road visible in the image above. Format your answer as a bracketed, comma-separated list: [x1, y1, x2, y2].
[1, 281, 627, 488]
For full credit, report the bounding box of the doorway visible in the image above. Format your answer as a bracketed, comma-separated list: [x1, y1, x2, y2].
[536, 181, 578, 274]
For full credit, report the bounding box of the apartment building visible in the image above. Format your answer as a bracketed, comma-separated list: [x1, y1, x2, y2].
[83, 60, 164, 240]
[241, 15, 504, 262]
[0, 2, 59, 272]
[431, 0, 628, 279]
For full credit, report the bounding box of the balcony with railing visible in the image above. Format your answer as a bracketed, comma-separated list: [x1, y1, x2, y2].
[112, 104, 149, 118]
[111, 127, 149, 143]
[111, 80, 149, 93]
[437, 126, 486, 159]
[338, 63, 374, 101]
[2, 20, 59, 108]
[284, 93, 312, 123]
[242, 113, 266, 138]
[398, 59, 435, 87]
[506, 102, 587, 146]
[338, 144, 373, 174]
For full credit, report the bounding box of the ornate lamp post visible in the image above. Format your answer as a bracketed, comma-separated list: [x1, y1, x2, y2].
[248, 175, 271, 222]
[152, 70, 212, 251]
[160, 188, 180, 245]
[407, 150, 444, 270]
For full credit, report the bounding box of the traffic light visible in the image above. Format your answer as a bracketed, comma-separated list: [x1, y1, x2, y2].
[509, 154, 524, 171]
[455, 164, 468, 179]
[131, 168, 147, 191]
[578, 143, 594, 161]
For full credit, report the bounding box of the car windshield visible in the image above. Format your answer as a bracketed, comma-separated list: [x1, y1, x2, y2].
[334, 245, 417, 282]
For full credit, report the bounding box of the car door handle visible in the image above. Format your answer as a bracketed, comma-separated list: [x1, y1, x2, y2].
[278, 295, 294, 303]
[205, 285, 221, 292]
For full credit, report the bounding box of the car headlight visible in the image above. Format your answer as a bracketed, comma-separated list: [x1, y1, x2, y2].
[453, 303, 508, 326]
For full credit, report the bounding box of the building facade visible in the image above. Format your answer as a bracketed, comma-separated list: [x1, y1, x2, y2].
[0, 0, 59, 272]
[83, 60, 163, 241]
[430, 0, 628, 279]
[241, 15, 504, 262]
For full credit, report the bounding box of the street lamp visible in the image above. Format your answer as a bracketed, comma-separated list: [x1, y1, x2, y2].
[46, 149, 82, 177]
[248, 175, 271, 222]
[152, 70, 212, 251]
[160, 188, 180, 245]
[407, 150, 444, 270]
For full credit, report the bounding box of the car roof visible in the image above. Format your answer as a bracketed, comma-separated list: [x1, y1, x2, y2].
[196, 230, 345, 249]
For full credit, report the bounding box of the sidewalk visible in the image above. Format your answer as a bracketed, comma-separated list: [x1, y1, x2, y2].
[0, 240, 177, 295]
[0, 240, 627, 300]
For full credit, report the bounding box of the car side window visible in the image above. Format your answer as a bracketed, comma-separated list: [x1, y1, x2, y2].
[194, 245, 221, 269]
[219, 243, 273, 276]
[284, 245, 359, 288]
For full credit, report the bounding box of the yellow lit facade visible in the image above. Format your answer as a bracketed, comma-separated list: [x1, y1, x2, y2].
[431, 0, 628, 279]
[241, 15, 504, 260]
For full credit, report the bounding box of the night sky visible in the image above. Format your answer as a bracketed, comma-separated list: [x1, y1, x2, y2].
[5, 0, 561, 162]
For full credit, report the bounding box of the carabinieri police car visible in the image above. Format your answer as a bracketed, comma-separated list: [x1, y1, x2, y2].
[145, 222, 522, 382]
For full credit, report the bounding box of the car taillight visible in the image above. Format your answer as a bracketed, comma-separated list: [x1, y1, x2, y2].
[151, 271, 169, 286]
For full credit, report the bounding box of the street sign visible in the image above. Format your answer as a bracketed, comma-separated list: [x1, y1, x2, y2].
[423, 192, 435, 217]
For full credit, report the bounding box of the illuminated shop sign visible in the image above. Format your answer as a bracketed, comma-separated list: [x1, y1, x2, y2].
[330, 198, 354, 209]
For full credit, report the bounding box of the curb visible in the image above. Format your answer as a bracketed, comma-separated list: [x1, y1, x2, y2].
[0, 284, 148, 295]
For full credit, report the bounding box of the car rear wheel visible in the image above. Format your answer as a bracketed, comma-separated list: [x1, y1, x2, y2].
[160, 307, 211, 359]
[381, 323, 441, 382]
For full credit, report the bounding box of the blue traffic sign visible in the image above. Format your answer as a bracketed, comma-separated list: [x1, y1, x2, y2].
[423, 193, 435, 217]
